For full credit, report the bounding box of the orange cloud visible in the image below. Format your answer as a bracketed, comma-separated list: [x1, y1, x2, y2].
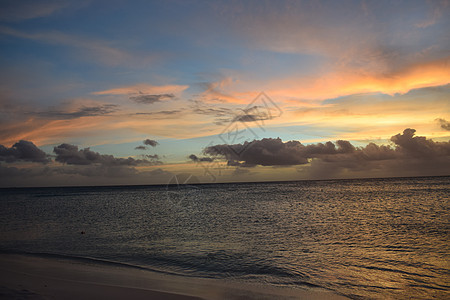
[93, 84, 189, 96]
[192, 56, 449, 107]
[196, 77, 248, 104]
[0, 116, 115, 147]
[267, 57, 450, 101]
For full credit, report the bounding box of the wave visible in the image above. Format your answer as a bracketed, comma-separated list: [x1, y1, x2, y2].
[0, 249, 188, 278]
[0, 249, 317, 288]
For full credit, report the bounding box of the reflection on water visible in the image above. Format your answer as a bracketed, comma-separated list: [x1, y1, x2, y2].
[1, 176, 449, 299]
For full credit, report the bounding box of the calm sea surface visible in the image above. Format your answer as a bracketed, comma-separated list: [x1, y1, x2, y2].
[0, 176, 449, 299]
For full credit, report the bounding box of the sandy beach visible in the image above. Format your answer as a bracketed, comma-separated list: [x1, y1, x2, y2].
[0, 253, 348, 299]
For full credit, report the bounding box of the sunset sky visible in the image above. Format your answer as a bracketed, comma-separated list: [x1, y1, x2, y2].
[1, 0, 449, 187]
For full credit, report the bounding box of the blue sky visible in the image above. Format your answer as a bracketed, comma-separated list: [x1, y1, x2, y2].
[0, 0, 449, 187]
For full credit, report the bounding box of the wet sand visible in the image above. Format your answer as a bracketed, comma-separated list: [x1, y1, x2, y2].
[0, 253, 348, 299]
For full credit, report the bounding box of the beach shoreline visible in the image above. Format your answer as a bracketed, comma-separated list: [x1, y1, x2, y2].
[0, 253, 348, 299]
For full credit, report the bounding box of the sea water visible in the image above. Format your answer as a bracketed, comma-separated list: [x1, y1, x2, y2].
[0, 176, 449, 299]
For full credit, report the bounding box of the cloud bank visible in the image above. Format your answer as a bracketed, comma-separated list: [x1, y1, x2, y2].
[189, 154, 214, 162]
[1, 128, 449, 187]
[54, 143, 161, 166]
[202, 129, 450, 177]
[0, 140, 168, 187]
[0, 140, 50, 163]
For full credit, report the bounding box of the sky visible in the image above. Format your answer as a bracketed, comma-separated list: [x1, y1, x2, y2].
[0, 0, 449, 187]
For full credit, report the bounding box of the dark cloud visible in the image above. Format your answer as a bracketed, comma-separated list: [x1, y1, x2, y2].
[204, 138, 359, 167]
[191, 101, 273, 125]
[143, 139, 158, 147]
[0, 139, 170, 187]
[235, 106, 272, 123]
[436, 118, 450, 131]
[203, 129, 450, 171]
[53, 143, 161, 166]
[0, 140, 50, 163]
[37, 104, 118, 119]
[190, 100, 234, 125]
[135, 145, 147, 150]
[135, 110, 181, 116]
[188, 154, 214, 162]
[391, 128, 450, 158]
[130, 93, 175, 104]
[192, 106, 233, 117]
[321, 142, 398, 162]
[235, 114, 263, 122]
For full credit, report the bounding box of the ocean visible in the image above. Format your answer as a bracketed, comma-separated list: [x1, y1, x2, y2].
[0, 176, 449, 299]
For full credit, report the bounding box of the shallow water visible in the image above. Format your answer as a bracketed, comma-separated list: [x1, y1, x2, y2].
[1, 176, 449, 299]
